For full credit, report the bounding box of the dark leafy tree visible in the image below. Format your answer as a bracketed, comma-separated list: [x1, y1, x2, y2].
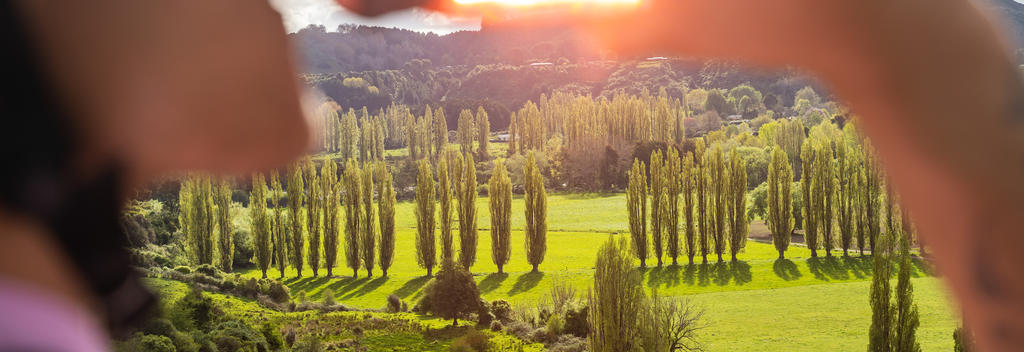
[429, 262, 481, 326]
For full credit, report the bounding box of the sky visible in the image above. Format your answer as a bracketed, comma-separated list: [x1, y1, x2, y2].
[270, 0, 481, 34]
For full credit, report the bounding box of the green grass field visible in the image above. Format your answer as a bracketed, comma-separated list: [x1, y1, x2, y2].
[226, 193, 958, 351]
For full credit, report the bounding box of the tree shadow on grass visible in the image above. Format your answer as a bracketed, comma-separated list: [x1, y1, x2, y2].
[393, 276, 431, 300]
[647, 265, 682, 289]
[729, 261, 753, 285]
[808, 256, 852, 281]
[697, 263, 711, 286]
[343, 276, 389, 300]
[683, 264, 697, 286]
[283, 276, 330, 299]
[773, 258, 802, 281]
[479, 273, 509, 294]
[324, 276, 371, 298]
[508, 272, 544, 296]
[843, 256, 873, 279]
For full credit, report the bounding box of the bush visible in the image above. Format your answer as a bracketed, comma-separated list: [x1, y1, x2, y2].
[490, 300, 512, 322]
[195, 264, 219, 277]
[261, 322, 285, 351]
[386, 294, 403, 313]
[210, 320, 270, 352]
[293, 334, 324, 352]
[137, 334, 176, 352]
[504, 321, 533, 342]
[285, 328, 297, 348]
[547, 335, 588, 352]
[563, 304, 589, 338]
[295, 290, 309, 304]
[475, 299, 493, 328]
[264, 280, 291, 303]
[142, 318, 177, 337]
[220, 277, 237, 291]
[170, 288, 217, 331]
[322, 288, 336, 306]
[232, 229, 254, 269]
[174, 266, 192, 275]
[450, 329, 490, 352]
[490, 320, 504, 332]
[546, 314, 564, 337]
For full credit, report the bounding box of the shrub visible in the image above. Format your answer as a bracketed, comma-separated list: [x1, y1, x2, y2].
[450, 329, 490, 352]
[213, 335, 244, 352]
[285, 328, 297, 348]
[210, 320, 270, 352]
[563, 304, 589, 338]
[490, 300, 512, 322]
[142, 318, 177, 337]
[490, 320, 504, 332]
[137, 334, 176, 352]
[295, 290, 308, 304]
[170, 288, 216, 331]
[547, 335, 588, 352]
[386, 294, 403, 313]
[232, 229, 254, 269]
[219, 277, 237, 290]
[429, 263, 482, 326]
[261, 322, 284, 351]
[475, 298, 493, 328]
[174, 266, 192, 275]
[257, 294, 282, 311]
[293, 334, 324, 352]
[195, 264, 219, 277]
[322, 288, 336, 306]
[504, 321, 533, 342]
[529, 327, 550, 344]
[265, 280, 291, 303]
[546, 314, 565, 337]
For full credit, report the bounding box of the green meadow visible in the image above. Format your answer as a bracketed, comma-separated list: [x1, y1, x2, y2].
[219, 193, 959, 351]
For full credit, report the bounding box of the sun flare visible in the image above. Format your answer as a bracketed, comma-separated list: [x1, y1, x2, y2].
[454, 0, 640, 7]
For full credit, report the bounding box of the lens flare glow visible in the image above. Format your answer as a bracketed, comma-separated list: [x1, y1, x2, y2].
[454, 0, 639, 6]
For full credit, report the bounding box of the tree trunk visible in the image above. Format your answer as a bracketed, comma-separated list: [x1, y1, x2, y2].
[843, 249, 849, 257]
[366, 269, 373, 277]
[731, 253, 738, 262]
[810, 248, 817, 257]
[427, 267, 433, 277]
[657, 258, 663, 267]
[452, 318, 458, 327]
[778, 251, 785, 259]
[353, 269, 358, 278]
[327, 268, 333, 277]
[532, 264, 539, 273]
[688, 256, 694, 265]
[717, 254, 723, 263]
[261, 270, 268, 279]
[701, 255, 707, 264]
[497, 265, 503, 274]
[382, 269, 388, 278]
[639, 259, 646, 268]
[672, 258, 678, 265]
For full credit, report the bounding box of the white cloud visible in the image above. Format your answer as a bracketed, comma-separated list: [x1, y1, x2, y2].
[270, 0, 480, 33]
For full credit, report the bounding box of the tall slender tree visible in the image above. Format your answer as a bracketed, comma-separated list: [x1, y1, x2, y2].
[709, 144, 728, 262]
[649, 150, 665, 266]
[360, 163, 376, 277]
[801, 142, 819, 257]
[406, 113, 419, 160]
[322, 160, 341, 277]
[524, 152, 547, 272]
[438, 154, 455, 264]
[456, 153, 478, 269]
[457, 109, 475, 156]
[214, 178, 233, 272]
[836, 138, 856, 256]
[433, 106, 449, 160]
[489, 159, 512, 273]
[681, 152, 697, 264]
[343, 159, 362, 278]
[287, 163, 305, 277]
[270, 171, 288, 279]
[864, 143, 882, 253]
[767, 147, 793, 259]
[665, 147, 682, 265]
[868, 223, 894, 352]
[378, 163, 396, 277]
[695, 141, 710, 263]
[508, 112, 518, 156]
[250, 173, 271, 278]
[893, 206, 922, 352]
[627, 158, 649, 267]
[304, 159, 322, 276]
[476, 106, 490, 160]
[728, 149, 748, 261]
[180, 175, 215, 265]
[415, 159, 437, 277]
[816, 144, 836, 256]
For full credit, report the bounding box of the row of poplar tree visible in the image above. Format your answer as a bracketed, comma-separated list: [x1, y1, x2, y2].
[410, 150, 547, 276]
[626, 140, 749, 266]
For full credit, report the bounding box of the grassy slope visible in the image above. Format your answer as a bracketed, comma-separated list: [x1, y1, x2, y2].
[232, 193, 957, 351]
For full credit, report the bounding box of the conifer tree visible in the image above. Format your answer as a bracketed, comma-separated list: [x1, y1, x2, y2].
[250, 173, 272, 278]
[287, 163, 305, 277]
[476, 106, 490, 160]
[767, 147, 794, 259]
[524, 152, 547, 272]
[415, 159, 437, 276]
[378, 163, 396, 277]
[360, 163, 376, 277]
[681, 152, 697, 264]
[709, 144, 728, 262]
[322, 160, 341, 277]
[627, 158, 649, 267]
[801, 142, 819, 257]
[270, 171, 288, 279]
[304, 158, 321, 277]
[456, 153, 478, 269]
[489, 159, 512, 273]
[438, 154, 454, 264]
[649, 150, 665, 266]
[215, 178, 233, 272]
[457, 109, 475, 156]
[728, 149, 748, 261]
[343, 159, 362, 278]
[665, 147, 682, 265]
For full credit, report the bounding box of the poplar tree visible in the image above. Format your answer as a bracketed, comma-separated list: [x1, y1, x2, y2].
[287, 163, 305, 277]
[456, 153, 478, 270]
[649, 150, 665, 266]
[709, 144, 728, 262]
[378, 163, 396, 277]
[508, 112, 518, 156]
[836, 138, 856, 256]
[816, 144, 836, 257]
[681, 152, 697, 264]
[270, 171, 288, 279]
[433, 106, 449, 159]
[406, 113, 419, 160]
[868, 226, 893, 352]
[180, 175, 215, 265]
[423, 107, 435, 160]
[250, 173, 272, 278]
[415, 159, 437, 276]
[728, 149, 748, 261]
[627, 158, 649, 268]
[489, 159, 512, 273]
[457, 109, 475, 156]
[695, 141, 710, 263]
[801, 142, 819, 257]
[340, 109, 359, 161]
[893, 207, 922, 352]
[215, 179, 233, 272]
[438, 154, 455, 264]
[322, 160, 341, 277]
[304, 158, 321, 276]
[665, 147, 682, 265]
[767, 147, 793, 259]
[343, 159, 362, 278]
[524, 152, 547, 272]
[360, 163, 376, 277]
[863, 143, 883, 253]
[476, 106, 490, 160]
